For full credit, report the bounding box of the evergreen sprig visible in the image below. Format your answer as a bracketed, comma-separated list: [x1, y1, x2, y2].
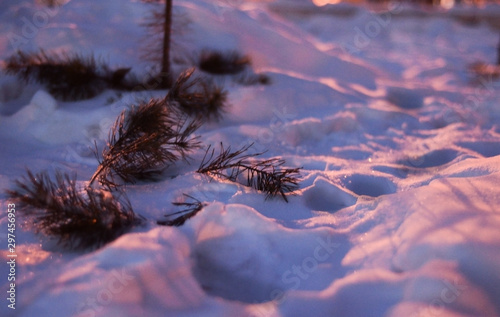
[6, 170, 142, 250]
[197, 143, 301, 202]
[4, 50, 132, 100]
[168, 68, 228, 121]
[157, 194, 206, 226]
[90, 97, 201, 187]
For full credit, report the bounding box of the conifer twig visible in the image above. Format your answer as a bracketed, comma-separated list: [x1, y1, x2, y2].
[197, 143, 301, 202]
[157, 194, 206, 226]
[90, 98, 201, 187]
[6, 170, 142, 250]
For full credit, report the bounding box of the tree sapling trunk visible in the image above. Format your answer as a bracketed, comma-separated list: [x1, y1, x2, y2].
[161, 0, 173, 86]
[497, 34, 500, 65]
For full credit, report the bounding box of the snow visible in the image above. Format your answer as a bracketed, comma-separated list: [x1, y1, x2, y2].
[1, 0, 500, 316]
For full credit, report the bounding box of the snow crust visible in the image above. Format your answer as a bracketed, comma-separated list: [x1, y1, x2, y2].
[1, 0, 500, 316]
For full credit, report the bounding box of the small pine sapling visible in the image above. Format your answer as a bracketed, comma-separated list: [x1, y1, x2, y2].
[468, 35, 500, 80]
[90, 97, 201, 187]
[6, 170, 142, 250]
[157, 194, 206, 226]
[497, 34, 500, 66]
[197, 143, 301, 202]
[4, 50, 132, 100]
[196, 49, 270, 86]
[162, 0, 173, 77]
[198, 49, 251, 75]
[168, 68, 228, 121]
[141, 0, 178, 88]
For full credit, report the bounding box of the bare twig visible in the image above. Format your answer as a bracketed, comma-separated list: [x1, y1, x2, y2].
[157, 194, 206, 226]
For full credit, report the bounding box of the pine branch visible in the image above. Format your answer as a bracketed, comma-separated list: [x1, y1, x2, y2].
[168, 68, 229, 121]
[234, 71, 271, 86]
[6, 170, 142, 250]
[197, 143, 301, 202]
[90, 97, 201, 187]
[4, 50, 132, 100]
[157, 194, 206, 226]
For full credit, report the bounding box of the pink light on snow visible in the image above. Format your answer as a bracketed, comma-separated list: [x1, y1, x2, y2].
[313, 0, 342, 6]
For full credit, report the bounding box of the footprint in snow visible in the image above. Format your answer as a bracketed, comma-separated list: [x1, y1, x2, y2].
[303, 176, 357, 212]
[398, 149, 459, 169]
[457, 141, 500, 158]
[342, 174, 397, 197]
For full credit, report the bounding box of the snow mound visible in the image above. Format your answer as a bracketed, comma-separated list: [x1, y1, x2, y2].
[1, 0, 500, 316]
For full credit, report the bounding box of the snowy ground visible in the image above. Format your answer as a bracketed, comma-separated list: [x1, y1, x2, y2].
[1, 0, 500, 316]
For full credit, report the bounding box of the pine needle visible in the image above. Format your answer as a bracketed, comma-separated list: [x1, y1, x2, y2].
[157, 194, 206, 226]
[6, 170, 142, 250]
[90, 97, 201, 187]
[197, 143, 301, 202]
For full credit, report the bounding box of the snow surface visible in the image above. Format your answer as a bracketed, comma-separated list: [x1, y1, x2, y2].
[1, 0, 500, 316]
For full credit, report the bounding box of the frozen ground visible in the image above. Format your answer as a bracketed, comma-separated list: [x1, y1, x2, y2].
[1, 0, 500, 316]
